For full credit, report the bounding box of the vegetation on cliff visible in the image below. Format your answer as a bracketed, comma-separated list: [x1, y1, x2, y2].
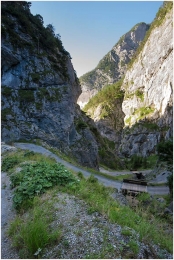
[83, 78, 124, 120]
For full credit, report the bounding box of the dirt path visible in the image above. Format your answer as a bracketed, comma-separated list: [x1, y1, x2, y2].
[14, 143, 169, 195]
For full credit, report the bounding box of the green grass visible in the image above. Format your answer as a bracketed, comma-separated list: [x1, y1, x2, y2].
[8, 196, 62, 259]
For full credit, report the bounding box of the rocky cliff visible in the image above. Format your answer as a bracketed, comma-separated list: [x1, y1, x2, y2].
[1, 1, 99, 169]
[120, 2, 173, 157]
[83, 2, 173, 159]
[78, 23, 150, 108]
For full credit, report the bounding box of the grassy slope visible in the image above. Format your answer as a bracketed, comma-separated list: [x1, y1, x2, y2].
[2, 149, 173, 258]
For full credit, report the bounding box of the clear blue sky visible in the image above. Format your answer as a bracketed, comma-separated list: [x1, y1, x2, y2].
[30, 1, 163, 77]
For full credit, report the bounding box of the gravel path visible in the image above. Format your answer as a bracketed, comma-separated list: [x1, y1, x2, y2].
[14, 143, 169, 195]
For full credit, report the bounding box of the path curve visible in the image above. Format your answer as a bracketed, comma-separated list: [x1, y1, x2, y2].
[14, 143, 169, 195]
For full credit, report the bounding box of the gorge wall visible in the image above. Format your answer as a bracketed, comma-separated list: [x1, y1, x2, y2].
[78, 22, 150, 108]
[1, 2, 99, 169]
[120, 3, 173, 157]
[83, 2, 173, 158]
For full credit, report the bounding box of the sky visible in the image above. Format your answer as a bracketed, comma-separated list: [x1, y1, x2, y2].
[30, 1, 163, 77]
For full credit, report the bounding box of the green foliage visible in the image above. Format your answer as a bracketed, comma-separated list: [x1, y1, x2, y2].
[121, 228, 132, 236]
[137, 192, 151, 202]
[129, 155, 148, 169]
[157, 139, 173, 164]
[133, 106, 155, 121]
[1, 108, 13, 121]
[80, 70, 96, 83]
[8, 200, 62, 258]
[18, 89, 35, 103]
[125, 116, 132, 125]
[135, 89, 144, 101]
[128, 2, 173, 69]
[96, 54, 116, 75]
[124, 154, 157, 170]
[75, 119, 88, 131]
[83, 79, 124, 116]
[11, 162, 78, 209]
[128, 240, 139, 254]
[77, 171, 84, 179]
[139, 122, 159, 131]
[2, 86, 12, 97]
[30, 73, 40, 83]
[2, 157, 20, 172]
[87, 174, 98, 183]
[37, 87, 62, 102]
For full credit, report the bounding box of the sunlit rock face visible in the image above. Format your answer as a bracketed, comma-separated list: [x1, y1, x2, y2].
[78, 23, 150, 108]
[119, 8, 173, 157]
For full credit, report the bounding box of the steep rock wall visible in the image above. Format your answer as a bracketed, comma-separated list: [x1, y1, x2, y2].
[78, 23, 150, 108]
[1, 2, 99, 169]
[119, 6, 173, 157]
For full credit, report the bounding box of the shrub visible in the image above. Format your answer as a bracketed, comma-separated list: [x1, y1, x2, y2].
[157, 139, 173, 164]
[18, 89, 35, 103]
[76, 119, 88, 131]
[87, 175, 98, 183]
[129, 155, 148, 169]
[11, 162, 78, 209]
[2, 157, 20, 172]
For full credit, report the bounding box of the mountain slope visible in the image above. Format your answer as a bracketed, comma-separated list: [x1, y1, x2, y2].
[83, 2, 173, 158]
[78, 22, 150, 108]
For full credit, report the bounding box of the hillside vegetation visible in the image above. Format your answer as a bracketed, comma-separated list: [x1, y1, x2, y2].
[2, 148, 173, 258]
[83, 79, 124, 120]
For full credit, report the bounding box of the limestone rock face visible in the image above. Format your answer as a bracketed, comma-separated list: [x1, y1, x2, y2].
[119, 7, 173, 157]
[78, 23, 150, 108]
[1, 2, 99, 169]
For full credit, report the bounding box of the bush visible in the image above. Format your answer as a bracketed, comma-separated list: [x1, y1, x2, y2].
[157, 139, 173, 164]
[2, 157, 20, 172]
[87, 175, 98, 183]
[11, 162, 78, 209]
[129, 155, 147, 169]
